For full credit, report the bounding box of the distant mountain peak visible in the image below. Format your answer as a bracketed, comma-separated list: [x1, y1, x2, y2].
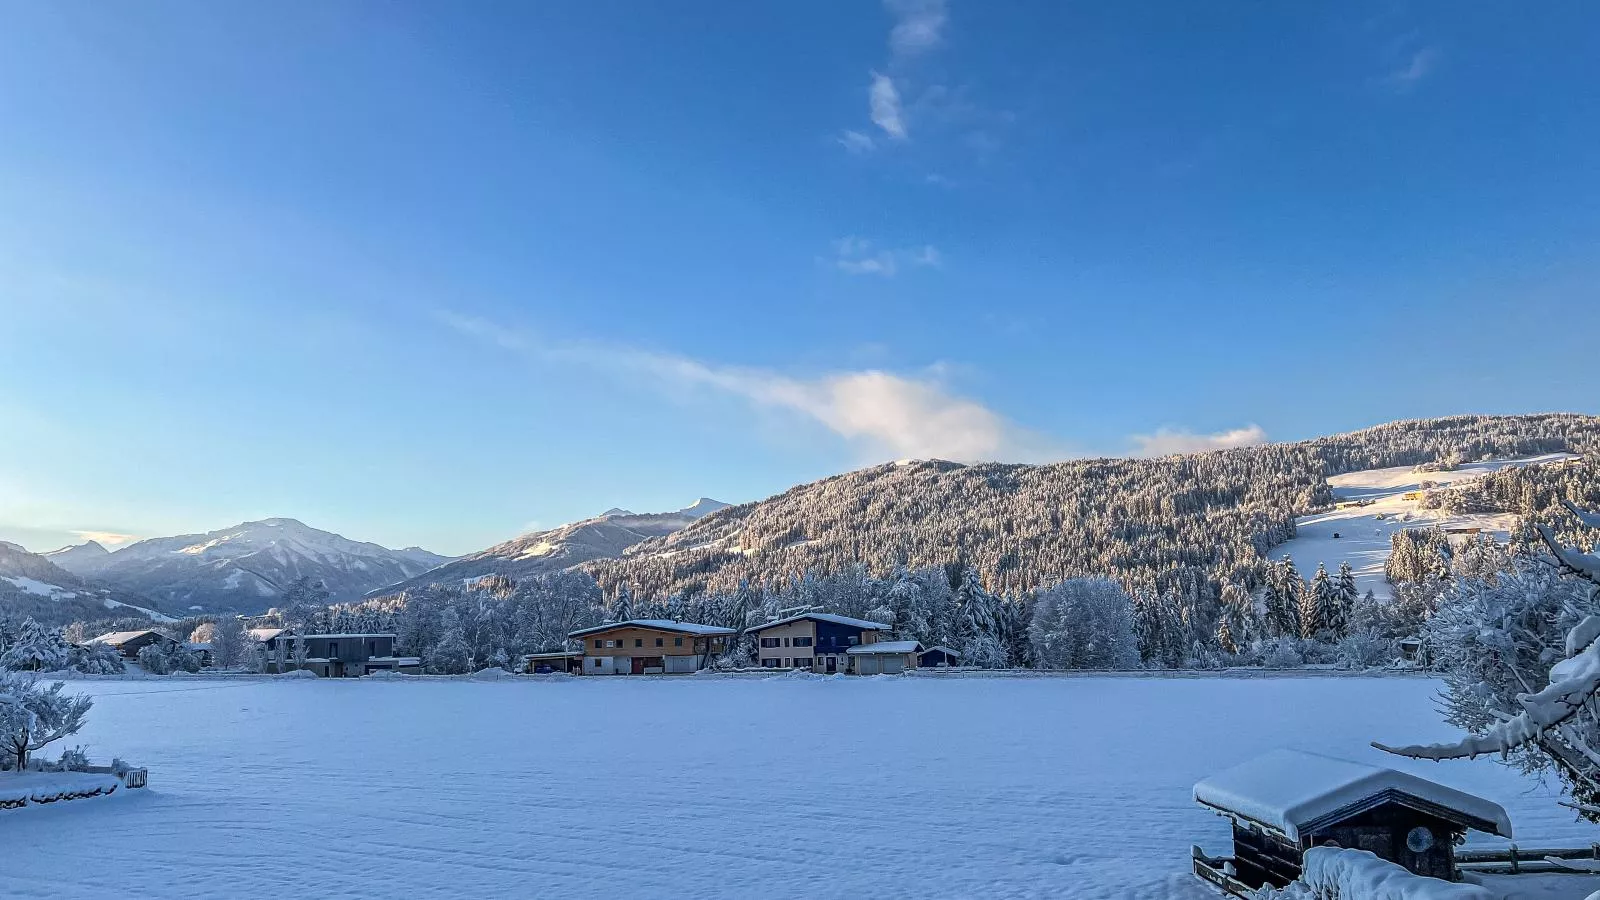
[680, 497, 729, 517]
[599, 507, 635, 518]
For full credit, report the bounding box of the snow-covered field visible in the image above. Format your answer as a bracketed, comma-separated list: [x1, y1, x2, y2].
[4, 675, 1598, 900]
[1269, 453, 1577, 599]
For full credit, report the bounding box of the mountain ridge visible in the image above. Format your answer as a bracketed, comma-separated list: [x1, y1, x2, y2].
[50, 517, 454, 614]
[366, 499, 730, 598]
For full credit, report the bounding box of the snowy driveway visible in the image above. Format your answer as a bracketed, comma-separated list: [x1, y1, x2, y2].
[3, 674, 1591, 899]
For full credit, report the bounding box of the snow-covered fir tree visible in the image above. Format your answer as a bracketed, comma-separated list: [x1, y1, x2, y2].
[0, 671, 92, 771]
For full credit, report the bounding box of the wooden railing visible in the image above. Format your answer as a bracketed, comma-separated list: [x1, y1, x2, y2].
[1456, 844, 1600, 875]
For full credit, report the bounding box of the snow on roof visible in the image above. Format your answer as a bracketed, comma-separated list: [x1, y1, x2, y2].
[919, 645, 961, 657]
[846, 640, 923, 655]
[1193, 749, 1512, 841]
[298, 633, 397, 640]
[523, 650, 585, 659]
[86, 630, 166, 646]
[750, 612, 891, 632]
[568, 620, 736, 638]
[248, 628, 289, 642]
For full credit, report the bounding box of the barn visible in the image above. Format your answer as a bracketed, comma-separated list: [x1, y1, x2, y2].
[1191, 749, 1512, 896]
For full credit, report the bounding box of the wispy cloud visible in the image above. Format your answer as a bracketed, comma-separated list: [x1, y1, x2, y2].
[837, 130, 877, 154]
[439, 312, 1048, 463]
[828, 237, 941, 277]
[886, 0, 948, 60]
[1383, 46, 1439, 91]
[868, 72, 908, 140]
[1129, 425, 1268, 458]
[72, 529, 138, 547]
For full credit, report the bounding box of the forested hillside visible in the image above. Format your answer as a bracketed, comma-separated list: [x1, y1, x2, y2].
[592, 414, 1600, 603]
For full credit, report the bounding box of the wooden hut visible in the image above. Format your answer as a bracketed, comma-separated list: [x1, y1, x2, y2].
[1191, 749, 1511, 896]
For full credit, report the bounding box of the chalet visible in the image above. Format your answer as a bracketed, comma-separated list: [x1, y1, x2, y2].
[522, 650, 585, 674]
[87, 630, 178, 660]
[846, 640, 923, 674]
[568, 620, 734, 675]
[747, 613, 890, 673]
[917, 646, 961, 668]
[1192, 749, 1512, 896]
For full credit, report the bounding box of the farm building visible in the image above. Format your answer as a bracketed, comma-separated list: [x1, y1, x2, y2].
[87, 630, 178, 659]
[1191, 749, 1511, 896]
[569, 620, 734, 674]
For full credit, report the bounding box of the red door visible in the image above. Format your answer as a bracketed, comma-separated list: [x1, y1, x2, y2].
[632, 657, 645, 675]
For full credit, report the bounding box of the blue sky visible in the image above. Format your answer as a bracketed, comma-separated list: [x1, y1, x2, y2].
[1, 1, 1596, 556]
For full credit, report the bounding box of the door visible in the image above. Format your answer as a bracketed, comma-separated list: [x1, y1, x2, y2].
[825, 656, 837, 673]
[631, 657, 645, 675]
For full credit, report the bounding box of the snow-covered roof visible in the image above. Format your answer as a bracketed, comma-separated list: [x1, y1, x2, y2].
[569, 620, 736, 638]
[1193, 749, 1512, 841]
[248, 628, 290, 642]
[86, 630, 167, 646]
[846, 640, 923, 655]
[750, 612, 891, 632]
[299, 633, 397, 640]
[919, 645, 961, 657]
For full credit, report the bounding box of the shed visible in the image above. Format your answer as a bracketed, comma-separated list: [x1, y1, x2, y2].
[1192, 749, 1511, 895]
[846, 640, 922, 675]
[522, 650, 584, 674]
[917, 646, 961, 667]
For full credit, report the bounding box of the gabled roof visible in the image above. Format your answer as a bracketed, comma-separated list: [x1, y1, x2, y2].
[918, 645, 961, 658]
[569, 619, 736, 638]
[749, 612, 891, 633]
[1194, 749, 1512, 842]
[87, 630, 170, 646]
[846, 640, 923, 655]
[248, 628, 290, 643]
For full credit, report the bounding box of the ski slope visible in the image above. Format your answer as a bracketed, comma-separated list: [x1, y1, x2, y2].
[3, 675, 1596, 899]
[1269, 453, 1577, 600]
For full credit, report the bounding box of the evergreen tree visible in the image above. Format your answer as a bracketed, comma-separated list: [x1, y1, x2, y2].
[1303, 562, 1332, 639]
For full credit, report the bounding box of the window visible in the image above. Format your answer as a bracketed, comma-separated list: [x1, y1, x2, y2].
[784, 658, 792, 667]
[674, 637, 683, 647]
[760, 637, 780, 648]
[783, 637, 791, 647]
[760, 658, 779, 668]
[634, 639, 644, 648]
[793, 637, 813, 648]
[591, 658, 601, 668]
[655, 638, 664, 647]
[594, 639, 602, 649]
[794, 657, 811, 668]
[329, 642, 339, 658]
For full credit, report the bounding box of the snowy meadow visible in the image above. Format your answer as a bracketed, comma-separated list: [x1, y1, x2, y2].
[4, 675, 1593, 900]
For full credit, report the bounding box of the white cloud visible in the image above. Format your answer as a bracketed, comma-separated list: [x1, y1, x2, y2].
[71, 529, 138, 547]
[837, 130, 877, 154]
[886, 0, 948, 60]
[440, 312, 1045, 463]
[869, 72, 907, 140]
[1129, 425, 1268, 458]
[829, 237, 941, 277]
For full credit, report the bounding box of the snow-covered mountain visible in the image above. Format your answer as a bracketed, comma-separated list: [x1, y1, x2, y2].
[50, 518, 453, 613]
[42, 539, 110, 569]
[367, 499, 730, 598]
[0, 541, 175, 625]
